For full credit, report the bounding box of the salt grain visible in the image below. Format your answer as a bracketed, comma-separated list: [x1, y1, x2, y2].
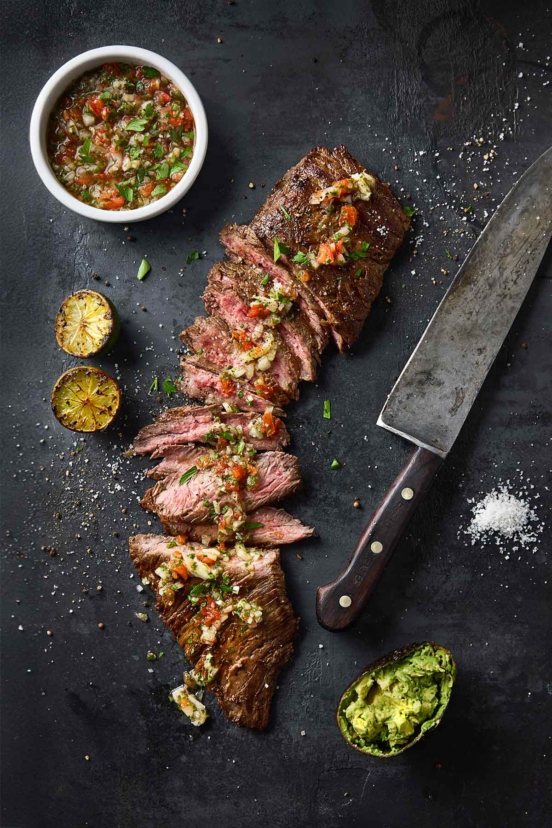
[464, 485, 542, 552]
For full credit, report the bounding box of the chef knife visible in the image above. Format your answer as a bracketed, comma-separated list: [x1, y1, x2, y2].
[316, 146, 552, 631]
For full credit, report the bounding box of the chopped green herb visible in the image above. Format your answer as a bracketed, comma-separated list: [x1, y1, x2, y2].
[280, 206, 292, 220]
[166, 540, 177, 548]
[141, 66, 161, 78]
[330, 459, 340, 469]
[170, 162, 188, 176]
[445, 249, 453, 260]
[243, 522, 264, 530]
[149, 377, 159, 393]
[153, 143, 164, 159]
[183, 131, 194, 140]
[99, 91, 112, 100]
[186, 250, 200, 264]
[115, 184, 133, 202]
[323, 400, 331, 420]
[465, 205, 473, 213]
[136, 167, 146, 184]
[151, 184, 167, 197]
[292, 251, 310, 266]
[125, 118, 150, 132]
[137, 258, 151, 281]
[129, 146, 141, 160]
[403, 205, 417, 217]
[355, 268, 363, 277]
[179, 466, 199, 485]
[163, 376, 178, 396]
[273, 237, 291, 262]
[156, 163, 170, 180]
[345, 241, 371, 261]
[78, 137, 95, 164]
[143, 102, 154, 119]
[260, 273, 270, 286]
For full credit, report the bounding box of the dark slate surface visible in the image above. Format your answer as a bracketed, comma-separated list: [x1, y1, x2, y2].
[1, 1, 551, 826]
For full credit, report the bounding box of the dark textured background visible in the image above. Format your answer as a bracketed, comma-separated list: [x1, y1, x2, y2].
[1, 1, 551, 826]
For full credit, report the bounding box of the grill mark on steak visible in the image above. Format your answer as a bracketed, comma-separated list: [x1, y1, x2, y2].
[179, 356, 286, 414]
[142, 451, 302, 523]
[129, 534, 299, 730]
[180, 314, 299, 401]
[161, 506, 314, 546]
[126, 404, 289, 456]
[204, 261, 319, 382]
[248, 145, 410, 349]
[220, 223, 329, 353]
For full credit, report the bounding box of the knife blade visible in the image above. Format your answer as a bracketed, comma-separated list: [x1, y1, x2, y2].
[316, 146, 552, 631]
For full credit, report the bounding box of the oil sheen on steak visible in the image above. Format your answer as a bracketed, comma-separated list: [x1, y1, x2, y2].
[129, 534, 299, 730]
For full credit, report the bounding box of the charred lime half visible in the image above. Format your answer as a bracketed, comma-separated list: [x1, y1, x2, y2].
[51, 366, 121, 432]
[55, 290, 119, 358]
[337, 642, 456, 757]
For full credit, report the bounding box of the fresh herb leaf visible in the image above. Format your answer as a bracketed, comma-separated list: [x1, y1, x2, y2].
[78, 138, 95, 164]
[170, 126, 183, 142]
[81, 189, 91, 201]
[151, 184, 167, 197]
[163, 376, 178, 396]
[153, 143, 164, 159]
[179, 466, 198, 485]
[166, 541, 177, 548]
[115, 184, 133, 202]
[156, 163, 169, 180]
[280, 206, 292, 220]
[143, 102, 154, 118]
[137, 258, 151, 281]
[292, 251, 310, 266]
[129, 146, 141, 160]
[183, 130, 195, 140]
[99, 91, 112, 100]
[403, 205, 417, 217]
[273, 237, 291, 262]
[136, 167, 146, 184]
[445, 249, 453, 260]
[186, 251, 200, 264]
[125, 118, 150, 132]
[243, 522, 264, 530]
[344, 241, 371, 261]
[464, 205, 473, 213]
[355, 268, 363, 277]
[323, 400, 331, 420]
[170, 162, 188, 176]
[149, 377, 159, 393]
[143, 134, 151, 146]
[330, 458, 340, 469]
[181, 147, 192, 157]
[260, 273, 270, 286]
[142, 66, 161, 78]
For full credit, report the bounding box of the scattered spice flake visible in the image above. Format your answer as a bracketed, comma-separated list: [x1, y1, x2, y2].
[330, 459, 340, 469]
[323, 400, 331, 420]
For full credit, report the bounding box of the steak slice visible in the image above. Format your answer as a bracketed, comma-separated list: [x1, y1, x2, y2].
[146, 445, 210, 480]
[179, 356, 285, 414]
[129, 534, 299, 730]
[162, 506, 314, 546]
[220, 223, 329, 353]
[142, 451, 302, 523]
[180, 314, 298, 401]
[126, 404, 289, 457]
[248, 145, 410, 349]
[204, 261, 319, 382]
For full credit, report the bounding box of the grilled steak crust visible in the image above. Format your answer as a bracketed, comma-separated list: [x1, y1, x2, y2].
[179, 356, 286, 414]
[220, 223, 330, 353]
[161, 506, 314, 546]
[204, 261, 319, 382]
[180, 314, 299, 401]
[248, 145, 410, 349]
[142, 451, 302, 523]
[129, 534, 300, 730]
[126, 404, 289, 456]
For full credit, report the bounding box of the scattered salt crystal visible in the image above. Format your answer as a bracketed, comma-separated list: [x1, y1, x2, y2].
[464, 485, 542, 552]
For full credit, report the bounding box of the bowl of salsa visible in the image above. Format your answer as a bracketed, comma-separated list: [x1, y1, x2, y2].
[30, 46, 208, 222]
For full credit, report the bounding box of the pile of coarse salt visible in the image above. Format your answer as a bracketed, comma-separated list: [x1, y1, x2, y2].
[464, 484, 543, 557]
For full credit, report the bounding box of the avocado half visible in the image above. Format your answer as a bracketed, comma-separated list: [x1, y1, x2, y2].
[337, 642, 456, 757]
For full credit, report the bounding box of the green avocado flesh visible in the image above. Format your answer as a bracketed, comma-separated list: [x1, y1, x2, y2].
[338, 644, 455, 756]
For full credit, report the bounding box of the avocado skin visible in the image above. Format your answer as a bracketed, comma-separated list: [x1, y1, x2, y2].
[336, 641, 456, 758]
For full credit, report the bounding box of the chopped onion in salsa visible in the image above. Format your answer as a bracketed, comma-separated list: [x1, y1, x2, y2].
[47, 62, 195, 211]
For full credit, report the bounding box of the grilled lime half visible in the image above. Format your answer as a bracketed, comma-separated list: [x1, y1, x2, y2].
[55, 290, 120, 358]
[51, 366, 121, 432]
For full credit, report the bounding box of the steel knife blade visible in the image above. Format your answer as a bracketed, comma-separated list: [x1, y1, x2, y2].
[316, 146, 552, 631]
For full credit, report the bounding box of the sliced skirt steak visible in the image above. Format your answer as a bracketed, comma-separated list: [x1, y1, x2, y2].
[161, 506, 314, 546]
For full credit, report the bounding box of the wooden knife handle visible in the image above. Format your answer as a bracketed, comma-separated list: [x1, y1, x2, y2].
[316, 446, 443, 631]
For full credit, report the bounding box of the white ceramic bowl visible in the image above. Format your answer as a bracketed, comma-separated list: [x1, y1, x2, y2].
[29, 46, 208, 223]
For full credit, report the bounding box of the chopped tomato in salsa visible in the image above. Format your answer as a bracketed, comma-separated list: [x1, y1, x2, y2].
[47, 63, 195, 211]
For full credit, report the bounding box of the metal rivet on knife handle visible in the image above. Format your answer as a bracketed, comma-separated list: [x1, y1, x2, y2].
[339, 595, 352, 608]
[401, 487, 414, 500]
[370, 541, 383, 553]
